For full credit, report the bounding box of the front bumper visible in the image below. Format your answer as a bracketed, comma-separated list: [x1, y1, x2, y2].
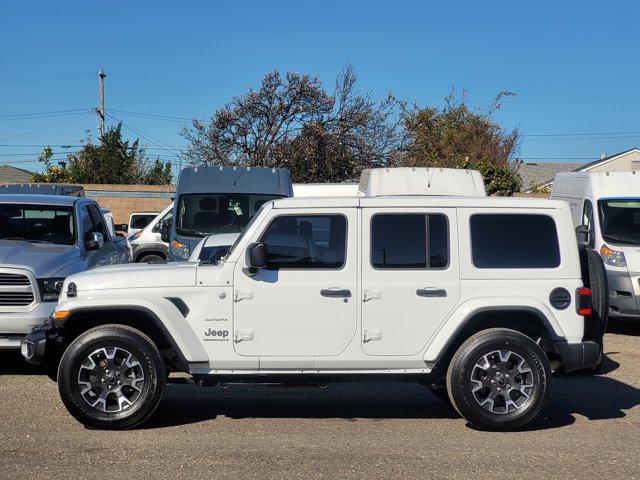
[0, 301, 57, 336]
[21, 322, 56, 366]
[607, 269, 640, 319]
[554, 340, 601, 373]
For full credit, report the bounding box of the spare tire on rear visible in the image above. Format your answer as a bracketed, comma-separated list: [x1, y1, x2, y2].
[578, 247, 609, 361]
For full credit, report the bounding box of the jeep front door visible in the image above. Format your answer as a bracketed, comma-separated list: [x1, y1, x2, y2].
[233, 209, 357, 357]
[361, 208, 460, 356]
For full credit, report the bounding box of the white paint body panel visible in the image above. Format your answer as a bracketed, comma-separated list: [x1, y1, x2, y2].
[56, 193, 585, 375]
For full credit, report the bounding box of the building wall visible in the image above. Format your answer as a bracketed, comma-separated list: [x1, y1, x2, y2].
[588, 150, 640, 172]
[82, 184, 175, 224]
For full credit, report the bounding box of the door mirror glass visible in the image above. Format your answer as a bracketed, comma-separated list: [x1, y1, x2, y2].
[86, 232, 105, 251]
[575, 224, 591, 247]
[246, 242, 267, 271]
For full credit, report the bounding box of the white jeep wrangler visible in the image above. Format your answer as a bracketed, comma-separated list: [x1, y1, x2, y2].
[22, 168, 603, 431]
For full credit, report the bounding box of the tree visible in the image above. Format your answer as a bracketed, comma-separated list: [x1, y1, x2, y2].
[180, 65, 403, 182]
[395, 91, 522, 195]
[32, 124, 173, 185]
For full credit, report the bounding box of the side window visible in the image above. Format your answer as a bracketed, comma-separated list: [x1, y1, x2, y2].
[371, 213, 449, 269]
[582, 200, 593, 229]
[81, 207, 94, 241]
[260, 215, 347, 269]
[131, 215, 153, 229]
[153, 210, 172, 232]
[470, 214, 560, 269]
[87, 205, 108, 238]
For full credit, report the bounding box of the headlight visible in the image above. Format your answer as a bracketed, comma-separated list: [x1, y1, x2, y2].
[129, 231, 143, 241]
[600, 244, 626, 268]
[171, 239, 190, 260]
[37, 277, 66, 302]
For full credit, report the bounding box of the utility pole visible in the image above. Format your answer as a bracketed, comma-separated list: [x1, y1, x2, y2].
[96, 69, 106, 140]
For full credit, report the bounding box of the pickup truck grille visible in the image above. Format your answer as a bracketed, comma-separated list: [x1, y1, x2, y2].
[0, 273, 36, 306]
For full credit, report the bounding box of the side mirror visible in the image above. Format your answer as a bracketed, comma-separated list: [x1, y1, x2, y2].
[86, 232, 105, 251]
[575, 225, 591, 247]
[245, 242, 268, 273]
[114, 223, 128, 233]
[160, 221, 171, 243]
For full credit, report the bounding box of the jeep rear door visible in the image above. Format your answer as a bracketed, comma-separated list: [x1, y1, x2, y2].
[360, 208, 460, 356]
[232, 207, 358, 357]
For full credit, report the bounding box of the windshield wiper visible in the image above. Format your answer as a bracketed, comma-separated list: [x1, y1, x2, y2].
[602, 234, 640, 245]
[176, 227, 206, 237]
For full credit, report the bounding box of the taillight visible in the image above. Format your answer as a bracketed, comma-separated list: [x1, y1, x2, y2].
[576, 287, 592, 316]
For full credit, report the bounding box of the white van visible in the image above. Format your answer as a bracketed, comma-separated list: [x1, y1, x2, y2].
[552, 171, 640, 320]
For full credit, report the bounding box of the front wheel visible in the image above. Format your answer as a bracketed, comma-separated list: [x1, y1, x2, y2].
[57, 325, 166, 430]
[446, 328, 551, 431]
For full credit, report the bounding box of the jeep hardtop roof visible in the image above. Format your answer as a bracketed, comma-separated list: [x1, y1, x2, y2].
[270, 195, 568, 210]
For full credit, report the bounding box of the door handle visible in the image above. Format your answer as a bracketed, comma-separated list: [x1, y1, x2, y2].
[416, 288, 447, 298]
[321, 288, 351, 298]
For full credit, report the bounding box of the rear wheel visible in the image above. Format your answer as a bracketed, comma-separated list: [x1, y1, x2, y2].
[57, 325, 166, 430]
[446, 328, 551, 431]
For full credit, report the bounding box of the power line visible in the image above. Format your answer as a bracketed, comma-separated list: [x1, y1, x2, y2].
[0, 112, 92, 143]
[110, 109, 193, 122]
[106, 112, 182, 152]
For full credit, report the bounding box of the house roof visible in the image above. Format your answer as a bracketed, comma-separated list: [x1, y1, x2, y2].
[0, 165, 35, 183]
[517, 162, 583, 190]
[518, 147, 640, 191]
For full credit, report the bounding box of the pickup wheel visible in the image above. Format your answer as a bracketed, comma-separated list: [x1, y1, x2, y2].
[57, 325, 166, 430]
[446, 328, 551, 431]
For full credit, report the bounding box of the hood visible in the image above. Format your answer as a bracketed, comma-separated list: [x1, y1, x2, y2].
[66, 262, 198, 292]
[0, 240, 80, 278]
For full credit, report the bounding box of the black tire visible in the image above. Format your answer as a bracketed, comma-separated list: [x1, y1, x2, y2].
[580, 248, 609, 344]
[57, 325, 166, 430]
[446, 328, 552, 431]
[138, 253, 166, 264]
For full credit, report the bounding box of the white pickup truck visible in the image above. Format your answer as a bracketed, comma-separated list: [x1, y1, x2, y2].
[22, 168, 603, 431]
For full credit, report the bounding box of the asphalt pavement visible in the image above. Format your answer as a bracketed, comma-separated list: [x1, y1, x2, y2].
[1, 321, 639, 479]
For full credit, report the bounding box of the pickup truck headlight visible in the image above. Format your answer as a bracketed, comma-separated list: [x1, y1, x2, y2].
[129, 230, 143, 241]
[37, 278, 65, 302]
[171, 239, 190, 260]
[600, 244, 626, 268]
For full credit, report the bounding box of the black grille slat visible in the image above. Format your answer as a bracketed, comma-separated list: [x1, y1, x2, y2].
[0, 273, 34, 306]
[0, 273, 30, 286]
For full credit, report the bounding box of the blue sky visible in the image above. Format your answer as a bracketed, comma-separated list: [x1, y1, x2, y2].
[1, 0, 639, 174]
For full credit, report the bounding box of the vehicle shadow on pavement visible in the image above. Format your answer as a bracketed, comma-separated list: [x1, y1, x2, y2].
[531, 353, 640, 430]
[143, 353, 640, 431]
[143, 381, 459, 429]
[607, 319, 640, 336]
[0, 352, 41, 375]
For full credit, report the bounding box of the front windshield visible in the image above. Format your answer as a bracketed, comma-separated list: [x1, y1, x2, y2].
[175, 193, 282, 237]
[598, 198, 640, 245]
[0, 203, 75, 245]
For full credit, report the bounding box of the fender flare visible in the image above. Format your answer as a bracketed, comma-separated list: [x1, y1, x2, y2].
[55, 298, 208, 366]
[423, 298, 565, 363]
[134, 247, 167, 262]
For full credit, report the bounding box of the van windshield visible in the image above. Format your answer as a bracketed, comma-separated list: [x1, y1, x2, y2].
[0, 204, 75, 245]
[175, 193, 282, 237]
[598, 198, 640, 245]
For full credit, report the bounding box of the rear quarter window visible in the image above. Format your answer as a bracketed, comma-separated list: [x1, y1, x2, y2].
[470, 214, 560, 269]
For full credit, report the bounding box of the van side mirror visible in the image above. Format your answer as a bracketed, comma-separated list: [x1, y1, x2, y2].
[575, 225, 591, 247]
[160, 221, 171, 243]
[245, 242, 268, 273]
[86, 232, 105, 251]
